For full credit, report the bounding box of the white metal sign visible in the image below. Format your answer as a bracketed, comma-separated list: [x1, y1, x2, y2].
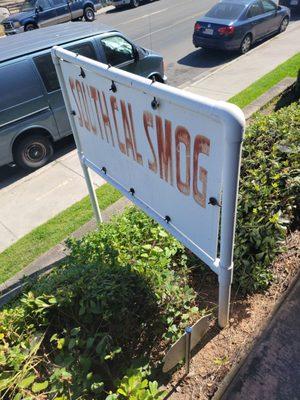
[52, 47, 245, 327]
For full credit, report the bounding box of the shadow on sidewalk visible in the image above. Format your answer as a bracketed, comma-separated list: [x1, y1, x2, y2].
[0, 136, 76, 191]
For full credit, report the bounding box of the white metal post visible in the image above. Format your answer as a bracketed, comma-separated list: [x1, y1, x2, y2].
[218, 120, 244, 328]
[51, 48, 102, 225]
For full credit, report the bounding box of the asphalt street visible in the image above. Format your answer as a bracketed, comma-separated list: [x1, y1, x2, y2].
[0, 0, 234, 183]
[94, 0, 234, 87]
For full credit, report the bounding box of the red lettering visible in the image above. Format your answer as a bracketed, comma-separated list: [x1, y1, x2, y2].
[121, 100, 136, 161]
[193, 135, 210, 208]
[175, 126, 191, 196]
[81, 83, 94, 133]
[110, 96, 126, 154]
[69, 78, 84, 127]
[88, 86, 99, 134]
[76, 80, 91, 131]
[156, 116, 173, 185]
[99, 92, 115, 146]
[143, 112, 157, 173]
[89, 86, 105, 139]
[128, 103, 143, 165]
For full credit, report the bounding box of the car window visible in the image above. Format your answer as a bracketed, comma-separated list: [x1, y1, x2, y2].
[261, 0, 277, 12]
[0, 60, 43, 111]
[34, 42, 97, 93]
[21, 0, 36, 11]
[36, 0, 52, 10]
[52, 0, 66, 6]
[247, 1, 264, 17]
[100, 36, 135, 66]
[205, 2, 245, 19]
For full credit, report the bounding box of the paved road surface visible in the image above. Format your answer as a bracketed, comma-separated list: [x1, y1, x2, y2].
[94, 0, 234, 87]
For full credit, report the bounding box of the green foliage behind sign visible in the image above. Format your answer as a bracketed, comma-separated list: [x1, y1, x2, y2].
[0, 101, 299, 399]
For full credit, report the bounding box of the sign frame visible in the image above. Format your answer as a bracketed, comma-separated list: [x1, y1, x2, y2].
[52, 46, 245, 328]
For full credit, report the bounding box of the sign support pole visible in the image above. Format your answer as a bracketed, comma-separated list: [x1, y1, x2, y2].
[52, 51, 102, 225]
[185, 327, 192, 375]
[218, 129, 243, 328]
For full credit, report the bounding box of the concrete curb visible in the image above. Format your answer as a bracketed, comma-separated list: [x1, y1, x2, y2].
[179, 21, 300, 91]
[243, 77, 296, 119]
[0, 197, 130, 308]
[96, 4, 115, 15]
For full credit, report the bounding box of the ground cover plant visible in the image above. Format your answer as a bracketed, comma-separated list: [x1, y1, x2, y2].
[0, 208, 200, 399]
[0, 101, 299, 399]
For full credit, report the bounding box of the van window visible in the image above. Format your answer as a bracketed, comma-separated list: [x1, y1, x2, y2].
[34, 42, 97, 93]
[0, 60, 43, 111]
[100, 36, 135, 66]
[36, 0, 52, 10]
[52, 0, 66, 5]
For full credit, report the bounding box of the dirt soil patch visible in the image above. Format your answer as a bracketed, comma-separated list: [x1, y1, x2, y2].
[162, 230, 300, 400]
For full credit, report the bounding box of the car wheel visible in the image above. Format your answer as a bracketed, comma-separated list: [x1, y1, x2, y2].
[149, 74, 164, 83]
[14, 134, 53, 170]
[279, 16, 289, 33]
[84, 6, 95, 22]
[240, 34, 252, 54]
[131, 0, 140, 7]
[25, 23, 37, 31]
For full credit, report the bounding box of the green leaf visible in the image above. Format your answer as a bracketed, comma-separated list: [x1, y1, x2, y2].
[32, 380, 49, 393]
[18, 374, 36, 389]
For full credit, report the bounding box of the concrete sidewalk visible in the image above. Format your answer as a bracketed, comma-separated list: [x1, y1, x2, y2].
[0, 21, 299, 252]
[183, 20, 300, 100]
[0, 151, 105, 252]
[220, 273, 300, 400]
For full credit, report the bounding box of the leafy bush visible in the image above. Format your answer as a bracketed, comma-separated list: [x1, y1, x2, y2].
[0, 208, 199, 399]
[233, 102, 300, 292]
[0, 102, 299, 399]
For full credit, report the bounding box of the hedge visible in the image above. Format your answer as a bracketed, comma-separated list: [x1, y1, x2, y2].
[0, 101, 299, 399]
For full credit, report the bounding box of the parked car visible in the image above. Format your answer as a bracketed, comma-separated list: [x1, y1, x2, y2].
[193, 0, 290, 54]
[0, 23, 166, 170]
[1, 0, 102, 35]
[111, 0, 157, 8]
[279, 0, 300, 13]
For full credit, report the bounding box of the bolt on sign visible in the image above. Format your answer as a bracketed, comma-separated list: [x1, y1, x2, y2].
[52, 47, 245, 328]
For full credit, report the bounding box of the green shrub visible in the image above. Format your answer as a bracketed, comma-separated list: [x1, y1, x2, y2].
[233, 102, 300, 292]
[0, 208, 199, 399]
[0, 102, 299, 399]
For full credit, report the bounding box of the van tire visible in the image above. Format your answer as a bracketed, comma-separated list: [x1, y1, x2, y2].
[84, 6, 95, 21]
[24, 23, 38, 31]
[14, 134, 53, 170]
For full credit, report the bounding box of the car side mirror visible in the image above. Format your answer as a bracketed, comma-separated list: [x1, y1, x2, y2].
[36, 5, 43, 12]
[133, 47, 140, 62]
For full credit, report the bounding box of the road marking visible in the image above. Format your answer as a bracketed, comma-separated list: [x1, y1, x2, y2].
[134, 10, 209, 41]
[118, 7, 169, 26]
